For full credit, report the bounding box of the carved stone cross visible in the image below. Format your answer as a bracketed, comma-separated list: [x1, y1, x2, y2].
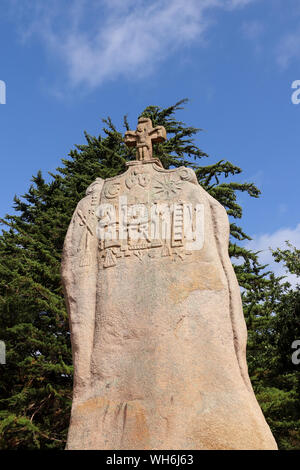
[124, 117, 166, 162]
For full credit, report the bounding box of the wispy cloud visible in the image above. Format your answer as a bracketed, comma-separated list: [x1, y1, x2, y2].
[226, 0, 257, 9]
[6, 0, 256, 89]
[241, 19, 264, 40]
[276, 29, 300, 68]
[245, 223, 300, 286]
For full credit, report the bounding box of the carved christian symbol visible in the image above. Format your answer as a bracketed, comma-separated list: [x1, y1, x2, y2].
[172, 203, 184, 247]
[85, 178, 103, 205]
[103, 248, 117, 268]
[153, 176, 183, 199]
[125, 169, 151, 190]
[91, 196, 98, 206]
[178, 168, 198, 184]
[104, 182, 121, 199]
[77, 210, 94, 235]
[161, 244, 172, 257]
[77, 210, 94, 267]
[124, 117, 167, 162]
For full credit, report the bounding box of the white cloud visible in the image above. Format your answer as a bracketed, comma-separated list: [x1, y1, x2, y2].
[245, 223, 300, 286]
[6, 0, 257, 89]
[277, 29, 300, 68]
[226, 0, 257, 9]
[241, 20, 264, 40]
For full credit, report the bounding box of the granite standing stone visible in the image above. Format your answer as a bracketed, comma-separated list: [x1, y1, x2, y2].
[61, 118, 277, 450]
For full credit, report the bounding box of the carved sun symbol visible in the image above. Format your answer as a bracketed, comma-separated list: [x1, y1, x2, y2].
[153, 176, 183, 199]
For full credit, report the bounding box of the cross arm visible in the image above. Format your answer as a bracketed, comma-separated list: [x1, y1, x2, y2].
[124, 130, 137, 147]
[149, 125, 167, 143]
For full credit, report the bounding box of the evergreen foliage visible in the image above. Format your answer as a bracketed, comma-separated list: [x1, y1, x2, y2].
[244, 243, 300, 449]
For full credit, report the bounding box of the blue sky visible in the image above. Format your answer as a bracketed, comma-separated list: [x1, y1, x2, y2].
[0, 0, 299, 280]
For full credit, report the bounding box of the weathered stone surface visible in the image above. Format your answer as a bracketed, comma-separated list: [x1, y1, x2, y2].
[61, 120, 277, 450]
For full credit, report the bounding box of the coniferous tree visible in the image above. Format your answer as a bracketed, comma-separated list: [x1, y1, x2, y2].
[243, 243, 300, 450]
